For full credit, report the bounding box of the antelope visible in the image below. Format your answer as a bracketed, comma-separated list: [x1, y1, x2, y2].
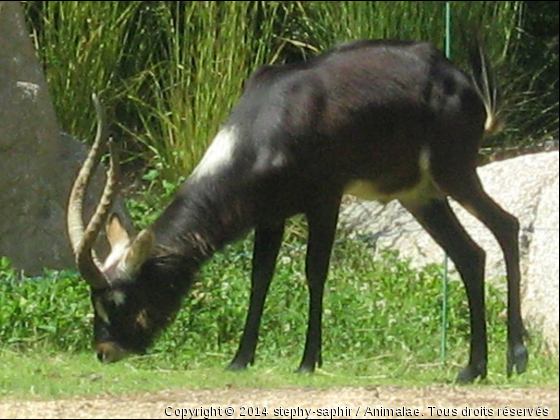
[67, 38, 528, 383]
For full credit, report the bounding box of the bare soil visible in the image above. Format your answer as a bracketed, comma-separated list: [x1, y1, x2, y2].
[1, 385, 558, 419]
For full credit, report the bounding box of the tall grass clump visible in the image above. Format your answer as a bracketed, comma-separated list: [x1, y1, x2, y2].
[288, 2, 521, 62]
[23, 1, 147, 144]
[122, 2, 295, 182]
[497, 1, 559, 147]
[23, 1, 529, 188]
[23, 1, 299, 184]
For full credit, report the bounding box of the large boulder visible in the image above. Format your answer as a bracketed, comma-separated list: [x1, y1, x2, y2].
[0, 1, 131, 276]
[522, 170, 559, 352]
[339, 151, 559, 353]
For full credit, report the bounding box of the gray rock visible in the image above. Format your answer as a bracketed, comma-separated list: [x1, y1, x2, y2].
[0, 1, 131, 276]
[523, 170, 559, 352]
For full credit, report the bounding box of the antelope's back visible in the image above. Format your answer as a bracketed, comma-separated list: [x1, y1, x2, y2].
[224, 39, 483, 184]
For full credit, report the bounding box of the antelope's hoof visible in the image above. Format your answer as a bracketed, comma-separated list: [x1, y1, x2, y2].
[456, 361, 487, 384]
[507, 343, 528, 377]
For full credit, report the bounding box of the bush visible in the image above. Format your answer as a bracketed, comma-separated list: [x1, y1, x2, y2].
[0, 232, 514, 370]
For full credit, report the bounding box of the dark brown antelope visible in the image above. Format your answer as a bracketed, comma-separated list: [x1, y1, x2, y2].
[67, 38, 527, 383]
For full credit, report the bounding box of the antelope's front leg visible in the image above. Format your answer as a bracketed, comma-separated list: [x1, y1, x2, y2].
[297, 197, 341, 374]
[227, 221, 285, 371]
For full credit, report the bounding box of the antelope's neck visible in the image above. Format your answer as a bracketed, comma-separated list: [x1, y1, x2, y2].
[150, 174, 254, 267]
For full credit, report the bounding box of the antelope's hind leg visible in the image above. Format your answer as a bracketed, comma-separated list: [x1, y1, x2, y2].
[401, 197, 488, 383]
[439, 173, 528, 378]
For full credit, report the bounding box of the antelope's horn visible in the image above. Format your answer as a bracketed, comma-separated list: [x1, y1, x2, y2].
[67, 93, 120, 289]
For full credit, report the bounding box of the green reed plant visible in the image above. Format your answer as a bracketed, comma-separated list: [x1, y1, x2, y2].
[290, 2, 521, 60]
[121, 2, 295, 181]
[23, 1, 146, 143]
[23, 1, 530, 186]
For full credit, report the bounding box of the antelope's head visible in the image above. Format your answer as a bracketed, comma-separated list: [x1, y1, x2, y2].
[67, 94, 186, 363]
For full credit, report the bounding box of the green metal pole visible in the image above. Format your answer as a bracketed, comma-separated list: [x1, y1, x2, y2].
[441, 1, 452, 363]
[445, 2, 452, 59]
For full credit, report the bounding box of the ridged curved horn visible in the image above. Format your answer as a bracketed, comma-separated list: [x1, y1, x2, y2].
[67, 93, 120, 289]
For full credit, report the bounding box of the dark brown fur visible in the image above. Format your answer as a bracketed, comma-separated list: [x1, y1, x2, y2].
[88, 38, 527, 383]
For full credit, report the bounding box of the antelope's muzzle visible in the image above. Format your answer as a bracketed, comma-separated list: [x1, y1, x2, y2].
[96, 341, 129, 364]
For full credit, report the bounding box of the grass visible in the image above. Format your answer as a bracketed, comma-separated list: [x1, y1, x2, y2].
[1, 227, 558, 400]
[23, 1, 144, 145]
[0, 343, 557, 400]
[22, 1, 547, 186]
[294, 1, 521, 57]
[22, 1, 300, 181]
[120, 1, 295, 181]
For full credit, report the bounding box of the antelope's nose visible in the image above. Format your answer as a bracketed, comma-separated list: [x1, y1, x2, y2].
[97, 351, 106, 363]
[96, 341, 128, 364]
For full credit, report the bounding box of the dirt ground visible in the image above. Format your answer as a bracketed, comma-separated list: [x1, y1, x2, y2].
[1, 385, 558, 419]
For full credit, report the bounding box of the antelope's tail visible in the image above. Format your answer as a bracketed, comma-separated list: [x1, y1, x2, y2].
[468, 36, 505, 136]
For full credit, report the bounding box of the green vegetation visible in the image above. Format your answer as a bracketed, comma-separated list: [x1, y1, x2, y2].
[1, 228, 558, 399]
[1, 347, 558, 400]
[2, 0, 556, 400]
[21, 1, 557, 185]
[503, 1, 559, 146]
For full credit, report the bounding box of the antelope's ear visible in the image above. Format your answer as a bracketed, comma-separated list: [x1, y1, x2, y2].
[106, 213, 131, 249]
[123, 228, 155, 275]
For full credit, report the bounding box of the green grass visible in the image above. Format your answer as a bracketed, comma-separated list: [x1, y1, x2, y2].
[22, 1, 300, 181]
[1, 227, 558, 400]
[1, 344, 557, 400]
[293, 1, 520, 58]
[23, 1, 548, 186]
[120, 1, 295, 181]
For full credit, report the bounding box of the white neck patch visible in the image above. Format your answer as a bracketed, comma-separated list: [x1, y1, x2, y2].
[102, 241, 132, 279]
[191, 126, 238, 180]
